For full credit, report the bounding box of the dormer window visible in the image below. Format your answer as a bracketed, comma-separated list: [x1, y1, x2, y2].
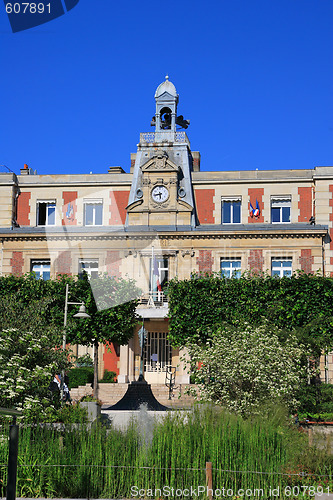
[37, 201, 56, 226]
[222, 197, 241, 224]
[84, 199, 103, 226]
[271, 197, 291, 223]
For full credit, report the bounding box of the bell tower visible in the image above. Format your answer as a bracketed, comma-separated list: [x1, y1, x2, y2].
[152, 75, 178, 142]
[126, 77, 197, 227]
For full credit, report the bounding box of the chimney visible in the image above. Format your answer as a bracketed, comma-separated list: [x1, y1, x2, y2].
[108, 166, 125, 174]
[20, 164, 36, 175]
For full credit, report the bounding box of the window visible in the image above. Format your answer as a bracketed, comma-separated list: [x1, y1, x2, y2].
[84, 200, 103, 226]
[222, 198, 241, 224]
[271, 198, 291, 223]
[31, 260, 50, 280]
[149, 257, 169, 299]
[271, 259, 292, 278]
[221, 258, 241, 278]
[78, 259, 99, 279]
[37, 201, 56, 226]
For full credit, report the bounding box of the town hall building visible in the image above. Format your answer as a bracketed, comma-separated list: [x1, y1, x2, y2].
[1, 77, 333, 385]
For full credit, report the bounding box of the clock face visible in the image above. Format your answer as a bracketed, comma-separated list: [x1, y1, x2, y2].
[151, 185, 169, 203]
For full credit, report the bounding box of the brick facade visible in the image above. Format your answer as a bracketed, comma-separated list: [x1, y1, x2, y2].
[193, 157, 200, 169]
[194, 189, 215, 224]
[16, 192, 31, 226]
[248, 188, 264, 223]
[10, 251, 24, 275]
[62, 191, 77, 226]
[109, 191, 130, 225]
[248, 249, 264, 274]
[298, 187, 313, 222]
[299, 249, 314, 274]
[197, 250, 213, 273]
[55, 250, 72, 275]
[106, 250, 120, 277]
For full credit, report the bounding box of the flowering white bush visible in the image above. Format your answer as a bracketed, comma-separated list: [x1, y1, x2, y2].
[185, 323, 304, 416]
[0, 328, 69, 419]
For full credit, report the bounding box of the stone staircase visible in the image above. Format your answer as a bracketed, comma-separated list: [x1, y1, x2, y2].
[70, 382, 196, 409]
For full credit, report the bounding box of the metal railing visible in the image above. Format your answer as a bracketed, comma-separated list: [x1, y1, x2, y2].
[165, 366, 176, 399]
[138, 291, 168, 307]
[140, 131, 190, 146]
[145, 362, 172, 373]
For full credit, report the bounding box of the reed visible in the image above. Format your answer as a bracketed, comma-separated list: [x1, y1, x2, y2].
[0, 406, 332, 498]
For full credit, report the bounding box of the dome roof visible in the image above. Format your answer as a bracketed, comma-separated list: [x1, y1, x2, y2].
[154, 75, 178, 99]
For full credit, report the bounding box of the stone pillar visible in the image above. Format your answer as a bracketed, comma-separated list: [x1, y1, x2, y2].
[176, 347, 190, 384]
[171, 112, 176, 132]
[118, 344, 129, 383]
[155, 112, 161, 131]
[128, 337, 135, 382]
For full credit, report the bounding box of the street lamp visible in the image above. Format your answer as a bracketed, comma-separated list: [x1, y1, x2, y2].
[61, 283, 90, 401]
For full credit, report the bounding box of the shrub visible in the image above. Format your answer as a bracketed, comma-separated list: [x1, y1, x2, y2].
[68, 367, 94, 389]
[99, 369, 116, 383]
[185, 322, 303, 416]
[45, 403, 88, 423]
[297, 382, 333, 414]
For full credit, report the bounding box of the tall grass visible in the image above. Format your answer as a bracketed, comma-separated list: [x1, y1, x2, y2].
[0, 406, 332, 498]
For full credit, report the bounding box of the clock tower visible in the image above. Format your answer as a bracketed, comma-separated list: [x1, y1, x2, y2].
[126, 77, 197, 227]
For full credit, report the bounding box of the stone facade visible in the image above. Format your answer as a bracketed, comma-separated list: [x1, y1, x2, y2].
[0, 77, 332, 384]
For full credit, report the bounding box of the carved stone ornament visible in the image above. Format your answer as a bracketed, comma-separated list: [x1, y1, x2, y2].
[141, 153, 179, 173]
[156, 158, 166, 169]
[181, 249, 195, 258]
[154, 150, 169, 159]
[151, 200, 170, 209]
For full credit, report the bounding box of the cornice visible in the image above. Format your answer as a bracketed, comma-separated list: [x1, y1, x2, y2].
[0, 225, 327, 242]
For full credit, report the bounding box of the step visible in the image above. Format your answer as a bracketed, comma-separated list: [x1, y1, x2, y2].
[70, 382, 197, 408]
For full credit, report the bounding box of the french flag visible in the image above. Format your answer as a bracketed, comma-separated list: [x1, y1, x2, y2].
[250, 200, 260, 218]
[254, 199, 260, 217]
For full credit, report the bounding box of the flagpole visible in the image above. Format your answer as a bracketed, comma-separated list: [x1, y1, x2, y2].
[151, 245, 154, 299]
[148, 245, 154, 306]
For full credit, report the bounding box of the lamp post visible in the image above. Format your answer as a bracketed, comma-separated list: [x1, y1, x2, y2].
[61, 283, 90, 401]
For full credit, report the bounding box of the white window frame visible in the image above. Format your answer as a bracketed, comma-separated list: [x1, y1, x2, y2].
[149, 257, 169, 300]
[271, 258, 293, 278]
[78, 259, 99, 280]
[37, 200, 56, 226]
[271, 197, 291, 224]
[221, 197, 242, 224]
[84, 199, 103, 226]
[220, 258, 241, 279]
[31, 259, 51, 280]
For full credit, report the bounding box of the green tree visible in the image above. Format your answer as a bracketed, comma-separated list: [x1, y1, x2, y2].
[65, 273, 141, 395]
[0, 273, 141, 397]
[167, 272, 333, 357]
[185, 323, 303, 416]
[0, 296, 70, 419]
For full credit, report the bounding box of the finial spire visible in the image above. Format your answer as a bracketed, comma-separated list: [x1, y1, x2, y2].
[165, 74, 169, 80]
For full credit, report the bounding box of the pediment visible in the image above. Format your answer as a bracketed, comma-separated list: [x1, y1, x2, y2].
[141, 155, 179, 172]
[156, 91, 175, 102]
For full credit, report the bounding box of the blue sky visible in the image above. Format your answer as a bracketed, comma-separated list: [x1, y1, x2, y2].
[0, 0, 332, 175]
